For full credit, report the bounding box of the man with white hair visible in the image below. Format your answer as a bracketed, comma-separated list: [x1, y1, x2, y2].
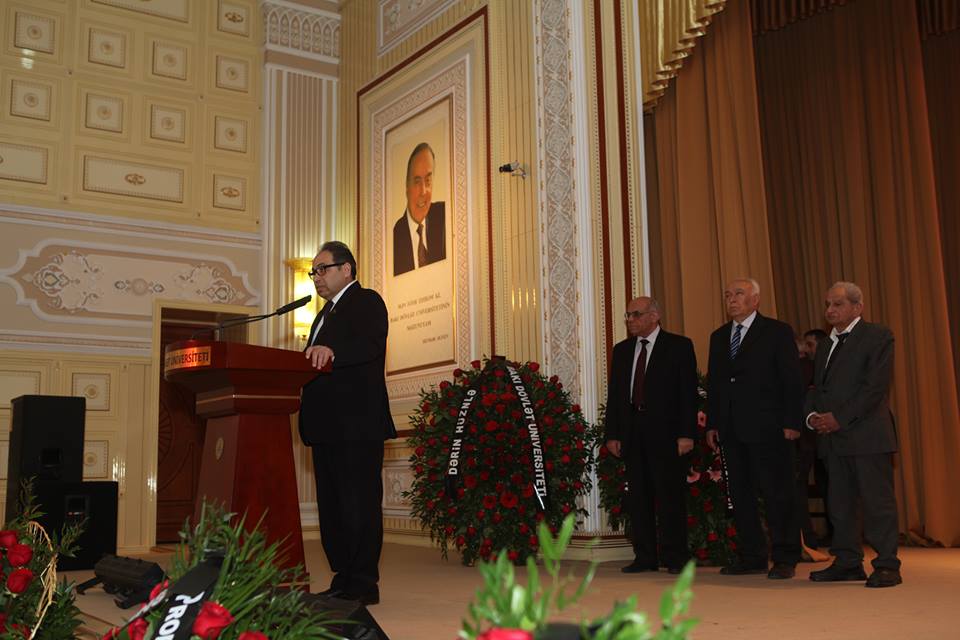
[806, 282, 901, 587]
[706, 278, 805, 579]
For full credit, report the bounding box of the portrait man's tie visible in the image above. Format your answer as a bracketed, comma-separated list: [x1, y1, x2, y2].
[417, 223, 428, 267]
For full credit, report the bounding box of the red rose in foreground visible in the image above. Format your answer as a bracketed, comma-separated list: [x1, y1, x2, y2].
[478, 629, 533, 640]
[6, 568, 33, 593]
[239, 632, 269, 640]
[149, 579, 170, 601]
[0, 531, 17, 549]
[6, 543, 32, 567]
[192, 601, 235, 639]
[527, 362, 540, 372]
[127, 617, 148, 640]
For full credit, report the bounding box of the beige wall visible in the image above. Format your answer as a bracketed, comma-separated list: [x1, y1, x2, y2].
[0, 0, 267, 550]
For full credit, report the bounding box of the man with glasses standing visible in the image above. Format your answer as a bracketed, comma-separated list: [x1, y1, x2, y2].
[604, 297, 699, 574]
[298, 241, 397, 605]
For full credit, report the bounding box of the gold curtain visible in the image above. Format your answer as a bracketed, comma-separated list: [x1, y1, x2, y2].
[644, 0, 776, 363]
[756, 0, 960, 545]
[640, 0, 727, 111]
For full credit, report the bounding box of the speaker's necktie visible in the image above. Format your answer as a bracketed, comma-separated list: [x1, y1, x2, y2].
[632, 338, 649, 410]
[730, 324, 744, 359]
[311, 302, 333, 346]
[417, 223, 428, 268]
[823, 332, 848, 380]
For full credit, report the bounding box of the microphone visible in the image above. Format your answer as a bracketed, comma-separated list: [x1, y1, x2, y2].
[275, 295, 312, 315]
[189, 295, 313, 339]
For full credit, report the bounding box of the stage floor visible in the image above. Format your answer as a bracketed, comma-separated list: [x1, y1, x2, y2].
[71, 540, 958, 639]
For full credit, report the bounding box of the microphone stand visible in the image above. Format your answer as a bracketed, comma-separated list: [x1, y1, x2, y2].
[189, 296, 312, 340]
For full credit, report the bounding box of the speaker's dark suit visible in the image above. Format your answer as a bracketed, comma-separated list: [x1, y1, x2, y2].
[604, 329, 699, 569]
[804, 319, 899, 570]
[392, 202, 446, 276]
[706, 313, 804, 566]
[298, 281, 397, 597]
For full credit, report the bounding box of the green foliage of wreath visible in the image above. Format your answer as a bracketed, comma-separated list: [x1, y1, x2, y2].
[404, 358, 594, 566]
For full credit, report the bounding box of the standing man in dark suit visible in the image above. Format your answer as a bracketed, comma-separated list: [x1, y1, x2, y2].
[393, 142, 446, 276]
[604, 297, 699, 574]
[807, 282, 901, 588]
[299, 241, 397, 605]
[705, 278, 804, 579]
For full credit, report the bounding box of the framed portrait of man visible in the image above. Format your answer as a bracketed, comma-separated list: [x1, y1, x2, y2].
[357, 12, 491, 401]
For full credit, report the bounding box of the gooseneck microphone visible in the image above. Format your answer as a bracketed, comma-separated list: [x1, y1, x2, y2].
[189, 295, 312, 339]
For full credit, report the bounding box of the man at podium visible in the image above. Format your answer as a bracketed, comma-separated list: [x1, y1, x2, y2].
[298, 240, 397, 605]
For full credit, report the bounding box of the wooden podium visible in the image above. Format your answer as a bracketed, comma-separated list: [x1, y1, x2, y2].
[163, 340, 322, 574]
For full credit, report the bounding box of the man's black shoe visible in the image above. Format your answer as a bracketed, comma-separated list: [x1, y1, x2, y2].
[719, 562, 768, 575]
[621, 562, 658, 573]
[767, 563, 796, 580]
[809, 563, 867, 582]
[865, 567, 902, 588]
[667, 566, 683, 575]
[340, 589, 380, 605]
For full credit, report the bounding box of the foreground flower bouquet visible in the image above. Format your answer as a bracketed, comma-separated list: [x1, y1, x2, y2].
[104, 502, 340, 640]
[0, 481, 84, 639]
[460, 515, 698, 640]
[406, 358, 594, 565]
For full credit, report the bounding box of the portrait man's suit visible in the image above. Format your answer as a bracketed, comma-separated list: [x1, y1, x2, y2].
[805, 320, 899, 571]
[392, 201, 446, 276]
[706, 313, 804, 568]
[299, 281, 397, 598]
[605, 329, 699, 570]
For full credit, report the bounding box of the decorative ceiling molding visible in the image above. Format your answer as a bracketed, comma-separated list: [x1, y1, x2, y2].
[377, 0, 457, 55]
[262, 0, 341, 63]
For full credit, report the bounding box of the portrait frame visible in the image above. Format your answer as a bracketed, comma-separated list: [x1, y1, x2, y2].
[358, 10, 492, 404]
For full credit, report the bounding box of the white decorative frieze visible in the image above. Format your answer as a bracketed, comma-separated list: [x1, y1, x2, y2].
[378, 0, 457, 55]
[262, 1, 340, 62]
[0, 239, 259, 326]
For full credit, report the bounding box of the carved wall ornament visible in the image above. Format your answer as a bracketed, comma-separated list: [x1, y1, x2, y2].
[14, 13, 56, 54]
[262, 1, 340, 61]
[377, 0, 457, 54]
[0, 240, 259, 325]
[9, 79, 53, 121]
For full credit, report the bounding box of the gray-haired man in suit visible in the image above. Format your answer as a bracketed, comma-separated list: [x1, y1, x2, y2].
[806, 281, 901, 588]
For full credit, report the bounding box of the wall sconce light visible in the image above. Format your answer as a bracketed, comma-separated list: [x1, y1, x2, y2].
[284, 257, 317, 343]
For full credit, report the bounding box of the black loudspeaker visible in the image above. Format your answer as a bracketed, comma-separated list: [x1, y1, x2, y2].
[34, 481, 118, 571]
[6, 395, 85, 523]
[302, 593, 390, 640]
